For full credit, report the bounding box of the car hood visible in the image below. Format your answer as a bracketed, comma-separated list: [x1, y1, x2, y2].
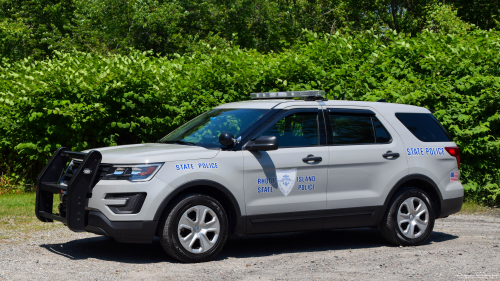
[83, 143, 220, 164]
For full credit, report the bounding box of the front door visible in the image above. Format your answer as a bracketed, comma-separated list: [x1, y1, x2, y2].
[243, 107, 329, 234]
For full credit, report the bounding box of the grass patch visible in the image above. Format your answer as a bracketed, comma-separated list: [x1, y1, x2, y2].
[457, 200, 500, 217]
[459, 200, 489, 214]
[0, 193, 41, 217]
[0, 192, 63, 238]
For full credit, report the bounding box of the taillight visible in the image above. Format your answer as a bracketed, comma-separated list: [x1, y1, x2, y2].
[445, 147, 460, 169]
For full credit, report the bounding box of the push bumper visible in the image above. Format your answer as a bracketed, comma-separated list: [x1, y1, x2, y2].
[35, 147, 102, 232]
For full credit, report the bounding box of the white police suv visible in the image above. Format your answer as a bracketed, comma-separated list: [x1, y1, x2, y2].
[35, 91, 463, 263]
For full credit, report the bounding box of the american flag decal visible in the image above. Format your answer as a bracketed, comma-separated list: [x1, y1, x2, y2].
[450, 172, 459, 182]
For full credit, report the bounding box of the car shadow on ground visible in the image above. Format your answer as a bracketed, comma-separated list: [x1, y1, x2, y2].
[39, 228, 458, 263]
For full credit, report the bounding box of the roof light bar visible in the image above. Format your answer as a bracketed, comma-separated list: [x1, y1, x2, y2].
[250, 90, 325, 99]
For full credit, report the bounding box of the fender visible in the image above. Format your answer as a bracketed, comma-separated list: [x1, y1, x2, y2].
[153, 179, 245, 235]
[379, 173, 443, 222]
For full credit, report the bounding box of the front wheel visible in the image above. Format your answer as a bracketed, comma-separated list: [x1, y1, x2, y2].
[160, 194, 228, 263]
[380, 187, 435, 246]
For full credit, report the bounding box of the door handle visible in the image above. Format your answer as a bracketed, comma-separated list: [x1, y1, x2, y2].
[302, 155, 322, 163]
[383, 151, 400, 159]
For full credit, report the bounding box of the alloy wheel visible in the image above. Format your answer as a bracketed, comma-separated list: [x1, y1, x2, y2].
[177, 205, 220, 254]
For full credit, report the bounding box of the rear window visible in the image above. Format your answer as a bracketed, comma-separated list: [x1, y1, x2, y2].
[396, 113, 452, 142]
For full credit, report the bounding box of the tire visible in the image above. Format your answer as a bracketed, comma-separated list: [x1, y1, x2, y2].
[380, 187, 435, 246]
[159, 194, 228, 263]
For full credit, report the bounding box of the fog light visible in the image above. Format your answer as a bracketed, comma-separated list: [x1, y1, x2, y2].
[104, 193, 147, 214]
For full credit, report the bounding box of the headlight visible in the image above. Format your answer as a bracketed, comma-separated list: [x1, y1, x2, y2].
[103, 163, 163, 182]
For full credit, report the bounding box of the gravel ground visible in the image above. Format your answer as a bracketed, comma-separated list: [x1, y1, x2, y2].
[1, 214, 499, 280]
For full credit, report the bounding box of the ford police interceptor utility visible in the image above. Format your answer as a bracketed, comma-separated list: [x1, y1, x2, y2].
[35, 91, 463, 263]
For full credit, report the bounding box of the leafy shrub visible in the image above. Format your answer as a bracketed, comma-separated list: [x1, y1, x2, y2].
[1, 29, 499, 204]
[424, 3, 476, 34]
[1, 0, 499, 61]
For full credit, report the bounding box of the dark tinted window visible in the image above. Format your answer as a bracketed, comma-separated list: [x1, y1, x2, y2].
[330, 115, 374, 144]
[262, 112, 318, 147]
[396, 113, 452, 142]
[373, 117, 392, 143]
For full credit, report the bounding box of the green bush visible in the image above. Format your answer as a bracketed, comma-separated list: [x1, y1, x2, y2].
[1, 0, 499, 61]
[1, 29, 499, 204]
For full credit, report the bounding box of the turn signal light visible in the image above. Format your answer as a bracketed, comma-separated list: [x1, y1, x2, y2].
[445, 147, 460, 169]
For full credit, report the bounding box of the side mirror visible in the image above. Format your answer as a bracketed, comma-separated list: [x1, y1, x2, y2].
[219, 131, 235, 147]
[246, 136, 278, 151]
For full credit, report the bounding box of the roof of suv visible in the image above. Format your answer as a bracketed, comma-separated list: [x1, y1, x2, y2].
[216, 99, 430, 114]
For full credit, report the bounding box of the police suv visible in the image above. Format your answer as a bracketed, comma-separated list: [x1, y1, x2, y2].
[35, 91, 463, 263]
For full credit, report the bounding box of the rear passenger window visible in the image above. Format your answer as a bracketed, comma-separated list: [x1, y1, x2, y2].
[329, 114, 392, 145]
[330, 115, 374, 144]
[262, 112, 319, 147]
[396, 113, 452, 142]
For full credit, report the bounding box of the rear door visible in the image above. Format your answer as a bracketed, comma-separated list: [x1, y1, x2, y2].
[243, 106, 329, 233]
[324, 107, 409, 228]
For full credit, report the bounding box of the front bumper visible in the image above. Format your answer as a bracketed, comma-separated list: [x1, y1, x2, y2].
[85, 211, 157, 243]
[87, 177, 172, 222]
[35, 148, 165, 243]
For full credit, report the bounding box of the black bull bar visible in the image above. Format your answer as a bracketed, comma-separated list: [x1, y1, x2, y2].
[35, 147, 102, 232]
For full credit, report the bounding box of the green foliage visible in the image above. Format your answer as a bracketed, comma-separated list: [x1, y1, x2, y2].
[0, 0, 75, 61]
[0, 0, 499, 60]
[424, 3, 476, 34]
[1, 28, 500, 204]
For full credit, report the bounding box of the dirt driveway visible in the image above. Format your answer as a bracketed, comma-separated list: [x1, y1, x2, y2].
[1, 214, 499, 280]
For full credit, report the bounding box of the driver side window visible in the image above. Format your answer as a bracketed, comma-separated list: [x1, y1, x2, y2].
[262, 112, 319, 147]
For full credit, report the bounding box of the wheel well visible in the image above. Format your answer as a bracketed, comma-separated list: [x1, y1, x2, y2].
[155, 185, 239, 237]
[398, 179, 442, 218]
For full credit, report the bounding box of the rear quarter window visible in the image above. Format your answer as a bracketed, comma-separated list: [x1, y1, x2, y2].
[395, 113, 452, 142]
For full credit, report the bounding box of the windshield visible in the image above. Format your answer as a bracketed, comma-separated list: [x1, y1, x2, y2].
[161, 109, 269, 147]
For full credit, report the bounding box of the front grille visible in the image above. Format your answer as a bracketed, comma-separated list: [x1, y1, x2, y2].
[58, 160, 111, 219]
[59, 160, 112, 187]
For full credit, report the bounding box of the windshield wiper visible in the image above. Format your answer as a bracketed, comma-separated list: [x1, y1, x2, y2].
[161, 140, 197, 146]
[164, 140, 197, 146]
[176, 140, 197, 146]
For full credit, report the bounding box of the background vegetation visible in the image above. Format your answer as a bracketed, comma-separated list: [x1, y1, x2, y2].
[1, 0, 499, 60]
[0, 0, 499, 205]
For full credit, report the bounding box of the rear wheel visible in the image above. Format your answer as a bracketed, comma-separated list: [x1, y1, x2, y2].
[380, 187, 435, 246]
[159, 194, 228, 263]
